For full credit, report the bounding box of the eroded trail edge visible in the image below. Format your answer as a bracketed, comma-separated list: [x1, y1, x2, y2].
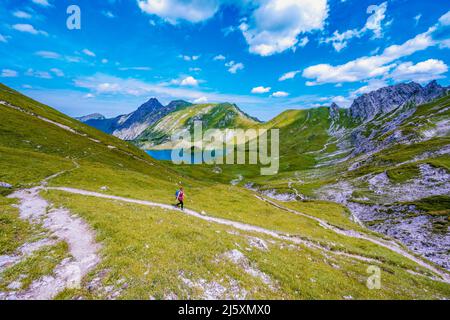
[0, 172, 101, 300]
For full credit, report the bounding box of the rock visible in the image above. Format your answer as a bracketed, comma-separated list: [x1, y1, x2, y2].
[0, 182, 12, 188]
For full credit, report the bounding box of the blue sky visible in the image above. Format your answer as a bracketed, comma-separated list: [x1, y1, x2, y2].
[1, 0, 449, 121]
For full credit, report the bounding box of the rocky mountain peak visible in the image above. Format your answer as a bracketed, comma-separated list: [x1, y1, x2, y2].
[349, 81, 448, 121]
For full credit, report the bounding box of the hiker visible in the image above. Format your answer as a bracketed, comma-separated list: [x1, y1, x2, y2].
[175, 187, 185, 210]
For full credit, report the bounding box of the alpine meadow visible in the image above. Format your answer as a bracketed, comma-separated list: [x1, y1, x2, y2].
[0, 0, 450, 304]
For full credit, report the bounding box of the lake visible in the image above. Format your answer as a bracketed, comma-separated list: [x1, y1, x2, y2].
[146, 149, 225, 164]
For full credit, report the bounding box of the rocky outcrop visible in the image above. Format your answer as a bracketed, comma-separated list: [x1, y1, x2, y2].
[348, 81, 448, 121]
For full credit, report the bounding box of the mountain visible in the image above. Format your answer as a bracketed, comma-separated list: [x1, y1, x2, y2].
[348, 81, 449, 121]
[75, 113, 105, 122]
[79, 98, 192, 140]
[1, 82, 450, 299]
[134, 102, 261, 149]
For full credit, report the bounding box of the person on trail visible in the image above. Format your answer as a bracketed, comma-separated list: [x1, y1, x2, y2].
[175, 187, 185, 210]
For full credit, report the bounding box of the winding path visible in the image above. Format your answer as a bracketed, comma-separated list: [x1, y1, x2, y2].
[47, 186, 450, 283]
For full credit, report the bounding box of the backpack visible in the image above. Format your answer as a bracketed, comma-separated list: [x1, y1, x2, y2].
[175, 190, 180, 198]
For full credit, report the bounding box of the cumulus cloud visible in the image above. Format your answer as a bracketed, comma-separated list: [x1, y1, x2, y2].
[179, 76, 199, 86]
[136, 0, 326, 56]
[322, 2, 387, 52]
[239, 0, 328, 56]
[137, 0, 220, 24]
[279, 70, 300, 81]
[1, 69, 18, 77]
[12, 24, 48, 36]
[390, 59, 448, 83]
[304, 28, 436, 85]
[213, 54, 226, 60]
[251, 86, 271, 94]
[271, 91, 289, 97]
[0, 34, 8, 43]
[225, 61, 244, 74]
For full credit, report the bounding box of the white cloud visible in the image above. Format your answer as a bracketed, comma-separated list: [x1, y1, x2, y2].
[50, 68, 64, 77]
[322, 2, 387, 52]
[26, 69, 52, 79]
[414, 14, 422, 25]
[350, 79, 388, 97]
[180, 76, 199, 86]
[298, 36, 309, 48]
[1, 69, 18, 77]
[213, 54, 226, 61]
[239, 0, 328, 56]
[0, 34, 7, 43]
[32, 0, 51, 7]
[102, 59, 108, 64]
[225, 61, 244, 74]
[193, 96, 208, 104]
[304, 29, 436, 85]
[189, 67, 202, 72]
[279, 70, 300, 81]
[179, 54, 200, 61]
[251, 86, 271, 94]
[364, 2, 388, 38]
[137, 0, 220, 24]
[390, 59, 448, 83]
[82, 49, 96, 57]
[83, 93, 95, 99]
[102, 11, 115, 18]
[439, 11, 450, 25]
[13, 11, 32, 19]
[271, 91, 289, 97]
[35, 50, 61, 59]
[12, 24, 48, 36]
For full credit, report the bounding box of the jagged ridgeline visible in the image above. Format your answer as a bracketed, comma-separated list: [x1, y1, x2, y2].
[2, 81, 450, 299]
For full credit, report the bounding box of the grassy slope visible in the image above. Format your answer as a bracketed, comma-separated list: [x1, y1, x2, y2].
[1, 83, 449, 299]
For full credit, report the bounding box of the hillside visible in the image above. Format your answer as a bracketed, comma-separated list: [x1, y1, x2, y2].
[134, 102, 260, 149]
[2, 83, 450, 299]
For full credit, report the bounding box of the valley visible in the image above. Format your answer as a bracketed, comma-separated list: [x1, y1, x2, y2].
[1, 81, 449, 300]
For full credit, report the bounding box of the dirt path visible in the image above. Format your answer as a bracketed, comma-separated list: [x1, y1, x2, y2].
[47, 187, 382, 265]
[1, 172, 100, 300]
[256, 195, 450, 283]
[46, 186, 450, 283]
